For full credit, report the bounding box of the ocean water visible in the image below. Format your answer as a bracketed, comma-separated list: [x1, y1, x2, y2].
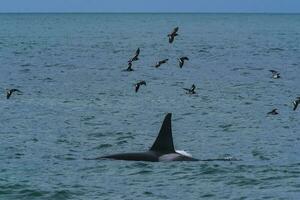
[0, 13, 300, 199]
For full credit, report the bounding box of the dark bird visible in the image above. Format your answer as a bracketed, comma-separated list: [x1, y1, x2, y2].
[126, 60, 134, 71]
[269, 70, 280, 79]
[183, 84, 196, 94]
[267, 108, 279, 115]
[135, 80, 146, 93]
[154, 59, 169, 68]
[129, 48, 140, 62]
[168, 27, 179, 44]
[178, 57, 189, 68]
[293, 97, 300, 111]
[6, 88, 22, 99]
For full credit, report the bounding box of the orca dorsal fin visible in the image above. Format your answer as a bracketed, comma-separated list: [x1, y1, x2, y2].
[150, 113, 175, 153]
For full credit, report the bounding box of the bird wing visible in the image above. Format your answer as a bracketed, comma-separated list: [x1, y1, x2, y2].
[179, 61, 184, 68]
[130, 48, 140, 61]
[158, 60, 165, 65]
[161, 59, 168, 63]
[126, 66, 132, 71]
[293, 101, 299, 111]
[169, 36, 174, 43]
[173, 27, 179, 34]
[6, 92, 11, 99]
[131, 49, 139, 60]
[135, 84, 140, 92]
[135, 48, 140, 56]
[11, 89, 21, 93]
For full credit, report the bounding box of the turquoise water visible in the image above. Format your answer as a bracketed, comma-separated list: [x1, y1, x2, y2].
[0, 13, 300, 199]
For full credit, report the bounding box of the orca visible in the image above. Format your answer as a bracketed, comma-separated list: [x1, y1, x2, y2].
[100, 113, 198, 162]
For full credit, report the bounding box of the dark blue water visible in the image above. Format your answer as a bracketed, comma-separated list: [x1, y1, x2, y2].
[0, 13, 300, 199]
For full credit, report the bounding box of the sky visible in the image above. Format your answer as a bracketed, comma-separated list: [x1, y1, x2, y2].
[0, 0, 300, 13]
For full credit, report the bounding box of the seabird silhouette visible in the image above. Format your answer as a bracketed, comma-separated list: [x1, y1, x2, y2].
[6, 88, 22, 99]
[293, 97, 300, 111]
[267, 108, 279, 115]
[178, 57, 189, 68]
[154, 59, 169, 68]
[135, 80, 146, 93]
[168, 27, 179, 44]
[269, 70, 280, 79]
[183, 84, 196, 94]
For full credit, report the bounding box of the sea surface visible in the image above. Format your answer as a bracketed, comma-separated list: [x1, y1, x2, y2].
[0, 13, 300, 200]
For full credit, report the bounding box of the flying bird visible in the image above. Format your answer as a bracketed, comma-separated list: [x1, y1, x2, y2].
[293, 97, 300, 111]
[154, 59, 169, 68]
[267, 108, 279, 115]
[269, 70, 280, 79]
[168, 27, 179, 44]
[135, 80, 146, 93]
[178, 57, 189, 68]
[183, 84, 196, 94]
[6, 88, 22, 99]
[129, 48, 140, 62]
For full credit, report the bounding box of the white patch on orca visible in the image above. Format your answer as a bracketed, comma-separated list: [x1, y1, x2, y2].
[158, 153, 181, 162]
[175, 150, 192, 157]
[158, 150, 193, 161]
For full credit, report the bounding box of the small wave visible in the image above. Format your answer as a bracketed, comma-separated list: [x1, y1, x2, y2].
[143, 191, 154, 196]
[129, 170, 153, 175]
[182, 112, 193, 116]
[201, 193, 215, 198]
[49, 190, 73, 199]
[42, 77, 54, 82]
[54, 154, 76, 161]
[19, 68, 30, 73]
[268, 47, 284, 51]
[129, 162, 150, 168]
[219, 124, 234, 132]
[117, 135, 134, 140]
[13, 51, 22, 55]
[227, 177, 261, 186]
[18, 189, 45, 198]
[231, 67, 244, 71]
[20, 63, 32, 67]
[198, 164, 228, 175]
[252, 149, 270, 160]
[116, 140, 128, 145]
[81, 116, 95, 121]
[0, 184, 24, 194]
[198, 49, 210, 53]
[44, 63, 60, 68]
[95, 144, 112, 149]
[250, 67, 264, 71]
